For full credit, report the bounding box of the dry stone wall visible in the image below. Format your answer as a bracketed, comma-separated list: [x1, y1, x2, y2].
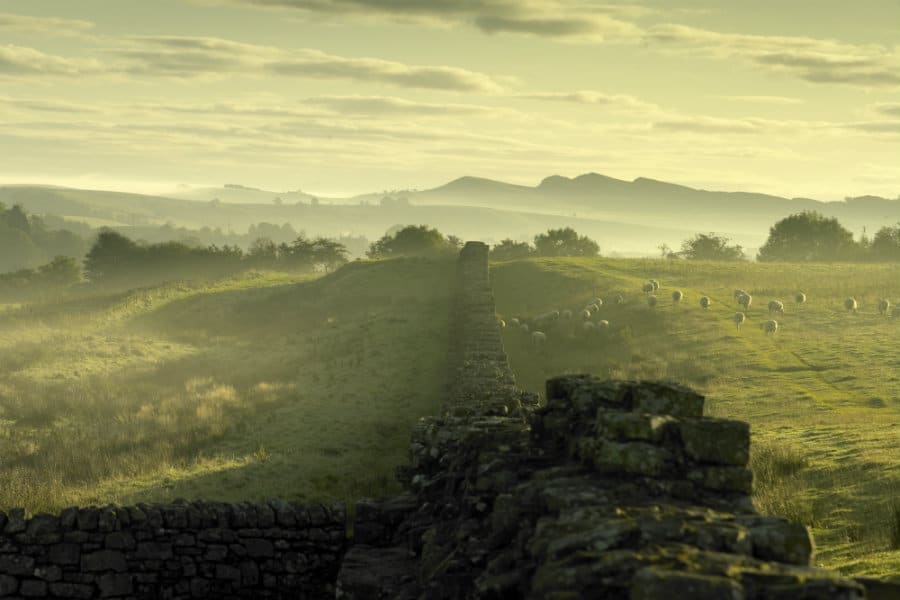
[0, 500, 345, 599]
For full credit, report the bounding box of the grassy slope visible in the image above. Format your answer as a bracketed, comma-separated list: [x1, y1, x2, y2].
[0, 257, 453, 513]
[491, 257, 900, 577]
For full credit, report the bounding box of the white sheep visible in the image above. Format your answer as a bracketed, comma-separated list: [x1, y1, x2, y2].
[497, 318, 506, 329]
[768, 300, 784, 315]
[738, 293, 752, 311]
[878, 298, 890, 315]
[509, 317, 520, 327]
[582, 321, 596, 334]
[699, 296, 711, 310]
[734, 289, 747, 302]
[795, 292, 806, 305]
[649, 279, 659, 291]
[642, 282, 654, 293]
[520, 323, 530, 334]
[581, 309, 592, 320]
[733, 312, 746, 330]
[596, 319, 609, 330]
[561, 309, 573, 320]
[531, 330, 547, 350]
[647, 295, 658, 307]
[763, 319, 778, 336]
[614, 293, 625, 305]
[672, 290, 683, 303]
[587, 303, 600, 314]
[844, 297, 858, 312]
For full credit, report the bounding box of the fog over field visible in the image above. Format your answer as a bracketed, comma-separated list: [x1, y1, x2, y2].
[2, 0, 900, 584]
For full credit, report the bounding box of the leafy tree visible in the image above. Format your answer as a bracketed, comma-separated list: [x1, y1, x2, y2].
[83, 230, 142, 283]
[679, 233, 745, 261]
[490, 239, 534, 261]
[310, 238, 349, 272]
[366, 225, 457, 258]
[869, 224, 900, 261]
[37, 255, 82, 287]
[757, 211, 858, 262]
[247, 237, 279, 267]
[1, 204, 31, 234]
[533, 227, 599, 257]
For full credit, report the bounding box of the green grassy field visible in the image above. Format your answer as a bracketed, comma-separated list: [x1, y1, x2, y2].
[0, 258, 454, 513]
[491, 257, 900, 577]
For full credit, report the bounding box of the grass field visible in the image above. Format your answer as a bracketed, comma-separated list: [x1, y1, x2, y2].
[0, 257, 454, 513]
[491, 257, 900, 577]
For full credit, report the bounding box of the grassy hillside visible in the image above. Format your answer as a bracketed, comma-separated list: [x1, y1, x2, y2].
[491, 257, 900, 577]
[0, 257, 454, 513]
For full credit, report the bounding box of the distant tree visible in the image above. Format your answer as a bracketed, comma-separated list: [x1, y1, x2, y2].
[83, 230, 142, 283]
[657, 243, 680, 259]
[1, 204, 31, 234]
[366, 225, 456, 258]
[37, 255, 82, 287]
[490, 239, 534, 261]
[310, 238, 349, 272]
[247, 237, 279, 267]
[446, 235, 464, 251]
[273, 196, 283, 205]
[870, 223, 900, 261]
[533, 227, 599, 257]
[679, 233, 745, 261]
[757, 211, 858, 262]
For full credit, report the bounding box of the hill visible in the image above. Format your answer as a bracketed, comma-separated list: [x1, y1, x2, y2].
[0, 257, 455, 512]
[490, 256, 900, 576]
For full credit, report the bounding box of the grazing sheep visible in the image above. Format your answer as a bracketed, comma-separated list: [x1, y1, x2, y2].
[672, 290, 684, 303]
[582, 321, 596, 334]
[649, 279, 659, 291]
[795, 292, 806, 305]
[509, 317, 520, 327]
[642, 282, 654, 293]
[596, 319, 609, 330]
[763, 319, 778, 336]
[768, 300, 785, 315]
[738, 293, 752, 311]
[614, 293, 625, 305]
[531, 331, 547, 350]
[844, 297, 858, 312]
[581, 309, 592, 320]
[647, 295, 658, 307]
[591, 297, 604, 307]
[699, 296, 711, 310]
[587, 303, 600, 314]
[878, 298, 890, 315]
[561, 309, 573, 320]
[734, 289, 748, 302]
[497, 318, 506, 329]
[520, 323, 530, 334]
[733, 312, 746, 330]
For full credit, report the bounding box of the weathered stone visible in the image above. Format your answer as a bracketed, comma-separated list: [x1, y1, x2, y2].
[19, 579, 48, 597]
[0, 553, 34, 575]
[3, 509, 25, 534]
[631, 567, 745, 599]
[215, 564, 241, 583]
[76, 508, 100, 531]
[97, 506, 117, 532]
[737, 516, 814, 566]
[0, 575, 17, 596]
[680, 419, 750, 466]
[47, 543, 80, 565]
[104, 531, 136, 550]
[34, 564, 63, 581]
[48, 582, 94, 599]
[244, 538, 274, 558]
[98, 573, 133, 597]
[134, 541, 173, 560]
[81, 549, 127, 572]
[595, 411, 677, 443]
[592, 440, 676, 477]
[687, 466, 753, 494]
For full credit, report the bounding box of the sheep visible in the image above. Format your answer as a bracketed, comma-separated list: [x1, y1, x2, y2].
[582, 321, 596, 334]
[734, 289, 748, 302]
[794, 292, 806, 305]
[699, 296, 711, 310]
[509, 317, 520, 327]
[647, 295, 658, 307]
[878, 298, 890, 315]
[587, 303, 600, 314]
[768, 300, 785, 315]
[591, 297, 604, 307]
[642, 282, 654, 293]
[672, 290, 683, 303]
[497, 318, 506, 329]
[763, 319, 778, 336]
[520, 323, 530, 334]
[844, 297, 858, 312]
[581, 309, 592, 321]
[531, 330, 547, 350]
[649, 279, 659, 291]
[733, 312, 746, 330]
[614, 293, 625, 305]
[561, 309, 573, 320]
[738, 293, 752, 311]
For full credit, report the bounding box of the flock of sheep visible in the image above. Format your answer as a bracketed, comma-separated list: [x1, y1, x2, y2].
[499, 277, 899, 351]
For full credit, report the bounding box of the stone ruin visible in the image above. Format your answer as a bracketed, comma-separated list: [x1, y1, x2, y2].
[1, 241, 897, 599]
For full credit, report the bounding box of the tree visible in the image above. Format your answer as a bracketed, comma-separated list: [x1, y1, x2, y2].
[533, 227, 599, 257]
[757, 211, 858, 262]
[37, 255, 82, 287]
[83, 230, 142, 283]
[679, 233, 745, 261]
[247, 237, 279, 267]
[490, 239, 533, 261]
[366, 225, 456, 258]
[310, 238, 349, 272]
[870, 224, 900, 261]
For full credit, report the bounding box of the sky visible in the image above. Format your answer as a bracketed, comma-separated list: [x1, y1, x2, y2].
[1, 0, 899, 199]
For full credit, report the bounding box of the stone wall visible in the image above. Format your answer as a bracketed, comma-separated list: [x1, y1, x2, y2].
[0, 500, 344, 599]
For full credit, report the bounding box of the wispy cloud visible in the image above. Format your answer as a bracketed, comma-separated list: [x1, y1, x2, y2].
[0, 12, 94, 36]
[712, 95, 804, 105]
[647, 24, 900, 88]
[515, 90, 658, 111]
[0, 45, 101, 77]
[303, 95, 493, 115]
[110, 36, 505, 91]
[870, 102, 900, 118]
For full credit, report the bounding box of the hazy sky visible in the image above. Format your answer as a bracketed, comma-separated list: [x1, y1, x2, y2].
[1, 0, 899, 199]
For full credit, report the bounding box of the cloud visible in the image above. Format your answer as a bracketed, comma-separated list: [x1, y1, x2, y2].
[515, 90, 658, 111]
[303, 95, 493, 115]
[871, 103, 900, 118]
[646, 24, 900, 88]
[109, 36, 505, 91]
[0, 12, 94, 36]
[712, 95, 804, 105]
[209, 0, 643, 41]
[0, 96, 98, 114]
[0, 44, 100, 76]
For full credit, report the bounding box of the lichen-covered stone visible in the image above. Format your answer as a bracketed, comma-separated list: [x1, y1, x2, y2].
[631, 567, 745, 599]
[679, 418, 750, 466]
